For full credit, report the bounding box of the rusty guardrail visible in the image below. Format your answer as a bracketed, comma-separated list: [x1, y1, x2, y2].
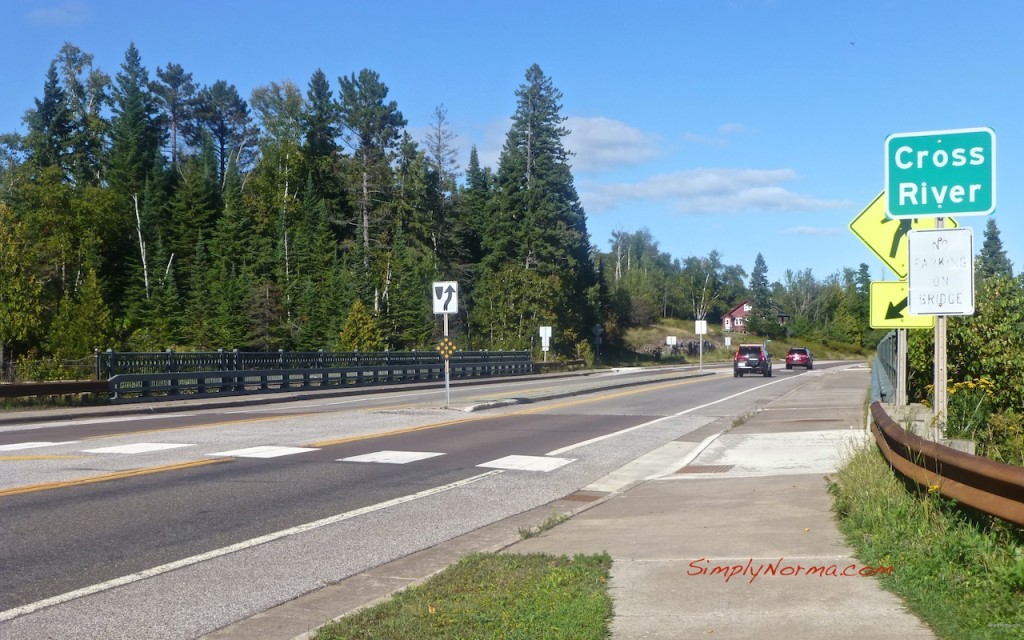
[870, 401, 1024, 527]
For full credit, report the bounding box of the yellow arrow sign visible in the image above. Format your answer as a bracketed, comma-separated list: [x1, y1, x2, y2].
[849, 192, 957, 278]
[869, 281, 934, 329]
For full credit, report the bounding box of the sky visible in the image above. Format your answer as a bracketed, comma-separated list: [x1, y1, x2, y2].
[2, 0, 1022, 286]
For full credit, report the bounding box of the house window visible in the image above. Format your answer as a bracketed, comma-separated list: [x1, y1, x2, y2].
[743, 304, 752, 312]
[736, 318, 744, 326]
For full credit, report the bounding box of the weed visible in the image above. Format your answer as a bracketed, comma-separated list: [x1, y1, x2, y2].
[519, 511, 570, 540]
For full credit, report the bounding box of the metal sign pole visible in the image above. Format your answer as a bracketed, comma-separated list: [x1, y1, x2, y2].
[933, 216, 947, 430]
[897, 328, 908, 407]
[443, 312, 450, 407]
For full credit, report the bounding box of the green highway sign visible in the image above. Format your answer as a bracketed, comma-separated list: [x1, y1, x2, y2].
[885, 127, 995, 218]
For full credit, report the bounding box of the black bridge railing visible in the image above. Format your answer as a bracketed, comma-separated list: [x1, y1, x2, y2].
[99, 349, 532, 403]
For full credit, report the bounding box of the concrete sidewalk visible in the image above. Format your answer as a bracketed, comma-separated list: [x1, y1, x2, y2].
[507, 365, 935, 639]
[205, 364, 936, 640]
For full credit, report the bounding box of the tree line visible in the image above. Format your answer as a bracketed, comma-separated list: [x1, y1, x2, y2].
[0, 42, 925, 377]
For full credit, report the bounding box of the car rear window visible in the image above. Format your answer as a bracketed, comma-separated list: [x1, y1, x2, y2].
[739, 346, 762, 356]
[788, 348, 808, 355]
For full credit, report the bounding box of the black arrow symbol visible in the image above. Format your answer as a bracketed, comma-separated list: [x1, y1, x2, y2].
[885, 297, 909, 320]
[880, 217, 913, 259]
[443, 285, 455, 311]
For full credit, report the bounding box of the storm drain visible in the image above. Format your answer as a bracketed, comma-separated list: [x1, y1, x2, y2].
[676, 464, 734, 474]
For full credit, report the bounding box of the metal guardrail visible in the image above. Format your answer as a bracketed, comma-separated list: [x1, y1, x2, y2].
[869, 401, 1024, 527]
[96, 348, 528, 378]
[871, 330, 897, 403]
[108, 356, 533, 402]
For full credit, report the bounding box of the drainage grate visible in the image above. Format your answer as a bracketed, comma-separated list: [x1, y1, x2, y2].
[676, 464, 734, 474]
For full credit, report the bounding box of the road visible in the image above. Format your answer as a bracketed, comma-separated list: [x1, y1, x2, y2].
[0, 362, 845, 639]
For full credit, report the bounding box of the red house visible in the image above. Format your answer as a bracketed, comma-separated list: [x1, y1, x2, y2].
[722, 300, 752, 333]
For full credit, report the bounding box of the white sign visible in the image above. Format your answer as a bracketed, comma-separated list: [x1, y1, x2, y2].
[539, 326, 552, 338]
[724, 336, 732, 347]
[432, 281, 458, 314]
[695, 320, 708, 335]
[907, 227, 974, 315]
[666, 336, 677, 346]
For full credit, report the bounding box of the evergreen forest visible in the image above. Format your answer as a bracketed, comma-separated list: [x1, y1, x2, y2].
[0, 42, 919, 377]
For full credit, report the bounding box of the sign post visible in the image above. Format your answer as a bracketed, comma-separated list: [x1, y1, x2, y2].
[432, 281, 458, 406]
[539, 326, 552, 362]
[887, 127, 994, 426]
[695, 320, 707, 372]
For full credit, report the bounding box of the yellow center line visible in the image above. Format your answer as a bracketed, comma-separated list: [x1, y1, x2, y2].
[0, 458, 231, 498]
[309, 375, 711, 448]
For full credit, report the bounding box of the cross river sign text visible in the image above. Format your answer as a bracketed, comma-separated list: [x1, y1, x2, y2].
[907, 227, 974, 316]
[885, 127, 995, 218]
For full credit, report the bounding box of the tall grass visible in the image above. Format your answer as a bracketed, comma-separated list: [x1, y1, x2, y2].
[829, 445, 1024, 639]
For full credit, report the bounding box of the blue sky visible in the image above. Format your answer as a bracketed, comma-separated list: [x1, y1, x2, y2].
[2, 0, 1022, 286]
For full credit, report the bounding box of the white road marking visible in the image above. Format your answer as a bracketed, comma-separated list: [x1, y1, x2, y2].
[477, 455, 574, 472]
[546, 375, 796, 456]
[0, 470, 503, 623]
[207, 445, 319, 459]
[0, 414, 194, 430]
[339, 450, 445, 464]
[0, 441, 81, 451]
[82, 443, 193, 454]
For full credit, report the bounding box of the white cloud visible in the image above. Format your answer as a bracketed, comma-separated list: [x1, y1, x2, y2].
[26, 1, 92, 26]
[581, 168, 850, 214]
[564, 116, 662, 172]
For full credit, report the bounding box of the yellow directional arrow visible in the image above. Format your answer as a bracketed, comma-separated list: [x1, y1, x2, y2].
[869, 281, 934, 329]
[850, 192, 957, 278]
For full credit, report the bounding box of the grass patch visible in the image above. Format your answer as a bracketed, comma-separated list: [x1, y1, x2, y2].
[828, 444, 1024, 639]
[315, 552, 612, 640]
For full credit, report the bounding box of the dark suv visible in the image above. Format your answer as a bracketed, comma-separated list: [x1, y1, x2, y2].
[734, 344, 772, 377]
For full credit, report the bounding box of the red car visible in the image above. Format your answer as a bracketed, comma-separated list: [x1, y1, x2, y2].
[785, 347, 813, 370]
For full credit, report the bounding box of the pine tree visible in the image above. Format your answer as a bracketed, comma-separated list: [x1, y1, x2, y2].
[746, 253, 780, 337]
[337, 298, 384, 351]
[193, 80, 256, 187]
[486, 64, 597, 349]
[24, 62, 73, 173]
[301, 69, 346, 236]
[977, 218, 1013, 279]
[338, 68, 407, 311]
[151, 62, 197, 166]
[108, 42, 163, 195]
[45, 268, 112, 358]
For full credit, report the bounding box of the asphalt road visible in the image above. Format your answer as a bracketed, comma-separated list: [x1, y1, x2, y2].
[0, 362, 836, 639]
